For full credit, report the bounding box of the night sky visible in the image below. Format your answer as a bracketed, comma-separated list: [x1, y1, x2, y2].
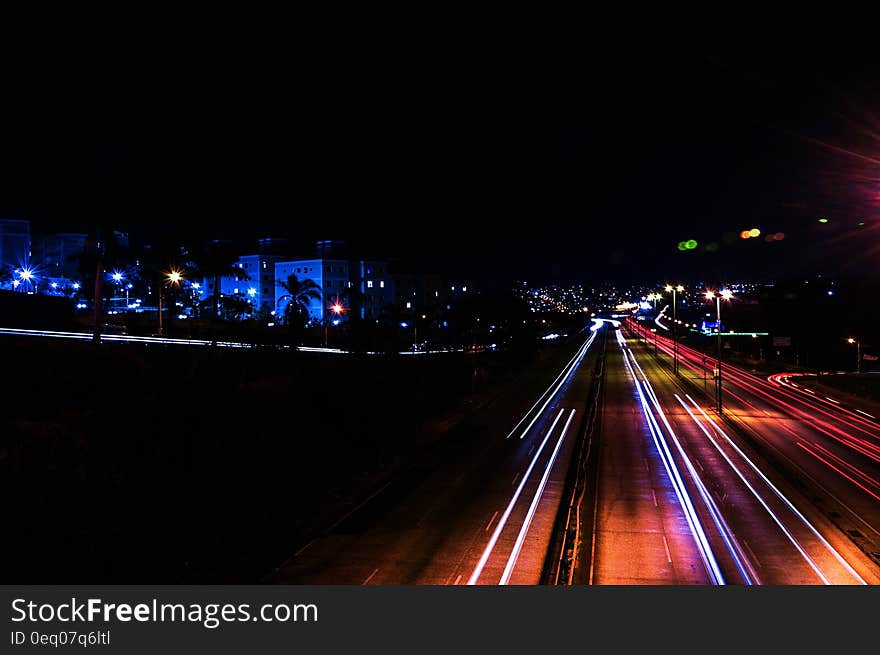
[1, 8, 876, 285]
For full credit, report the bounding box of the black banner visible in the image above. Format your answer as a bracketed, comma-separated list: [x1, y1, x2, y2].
[1, 586, 875, 653]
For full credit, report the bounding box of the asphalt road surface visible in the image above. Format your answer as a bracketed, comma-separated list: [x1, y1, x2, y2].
[618, 323, 880, 584]
[270, 328, 602, 585]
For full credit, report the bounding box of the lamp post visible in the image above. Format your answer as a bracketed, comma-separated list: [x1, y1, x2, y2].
[847, 337, 861, 374]
[326, 300, 344, 346]
[665, 284, 684, 375]
[705, 289, 733, 413]
[159, 269, 183, 336]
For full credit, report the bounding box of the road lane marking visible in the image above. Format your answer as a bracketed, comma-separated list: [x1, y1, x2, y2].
[662, 535, 672, 563]
[742, 539, 762, 569]
[363, 568, 379, 585]
[512, 472, 521, 486]
[467, 408, 567, 585]
[485, 510, 500, 532]
[500, 409, 577, 585]
[651, 488, 659, 508]
[453, 574, 462, 585]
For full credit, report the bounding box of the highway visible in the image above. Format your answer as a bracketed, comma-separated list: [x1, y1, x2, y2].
[624, 321, 880, 583]
[269, 327, 601, 585]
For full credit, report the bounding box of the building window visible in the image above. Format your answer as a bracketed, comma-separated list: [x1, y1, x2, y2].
[379, 280, 385, 288]
[406, 301, 412, 309]
[367, 280, 373, 288]
[234, 288, 239, 294]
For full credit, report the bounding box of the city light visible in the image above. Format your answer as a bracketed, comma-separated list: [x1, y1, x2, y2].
[51, 282, 58, 289]
[818, 218, 829, 223]
[191, 282, 200, 289]
[247, 287, 257, 297]
[331, 302, 344, 315]
[749, 228, 760, 238]
[167, 270, 183, 284]
[18, 268, 33, 281]
[111, 272, 123, 282]
[72, 282, 80, 290]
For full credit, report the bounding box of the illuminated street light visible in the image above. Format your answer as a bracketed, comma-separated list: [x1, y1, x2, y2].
[18, 268, 33, 282]
[847, 337, 861, 374]
[73, 282, 81, 290]
[664, 284, 685, 375]
[167, 270, 183, 285]
[111, 272, 123, 282]
[247, 287, 257, 297]
[705, 289, 734, 413]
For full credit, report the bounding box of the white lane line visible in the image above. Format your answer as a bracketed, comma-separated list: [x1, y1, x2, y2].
[685, 394, 868, 585]
[644, 457, 650, 474]
[500, 409, 577, 585]
[857, 409, 876, 419]
[363, 568, 379, 585]
[662, 535, 673, 563]
[512, 472, 521, 487]
[742, 539, 762, 569]
[453, 574, 462, 585]
[467, 408, 566, 585]
[485, 510, 500, 532]
[652, 488, 659, 508]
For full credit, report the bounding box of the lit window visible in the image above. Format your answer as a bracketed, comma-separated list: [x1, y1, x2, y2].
[234, 288, 239, 294]
[367, 280, 373, 288]
[406, 302, 412, 309]
[379, 280, 385, 288]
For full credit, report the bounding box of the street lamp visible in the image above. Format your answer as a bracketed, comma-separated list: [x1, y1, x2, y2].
[665, 284, 684, 375]
[705, 288, 733, 413]
[159, 269, 184, 335]
[847, 337, 861, 374]
[325, 299, 345, 346]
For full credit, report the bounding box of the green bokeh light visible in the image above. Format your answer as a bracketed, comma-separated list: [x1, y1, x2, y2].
[685, 239, 698, 250]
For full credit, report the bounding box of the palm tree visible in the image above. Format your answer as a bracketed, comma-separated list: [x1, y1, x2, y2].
[196, 241, 247, 322]
[277, 274, 321, 333]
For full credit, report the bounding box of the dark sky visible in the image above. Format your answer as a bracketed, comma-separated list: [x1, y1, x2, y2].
[1, 7, 877, 285]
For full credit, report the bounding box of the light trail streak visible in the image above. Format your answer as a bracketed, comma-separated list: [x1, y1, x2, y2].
[467, 408, 566, 585]
[625, 344, 753, 584]
[499, 408, 577, 584]
[506, 331, 596, 439]
[675, 394, 827, 584]
[616, 330, 726, 584]
[686, 396, 867, 585]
